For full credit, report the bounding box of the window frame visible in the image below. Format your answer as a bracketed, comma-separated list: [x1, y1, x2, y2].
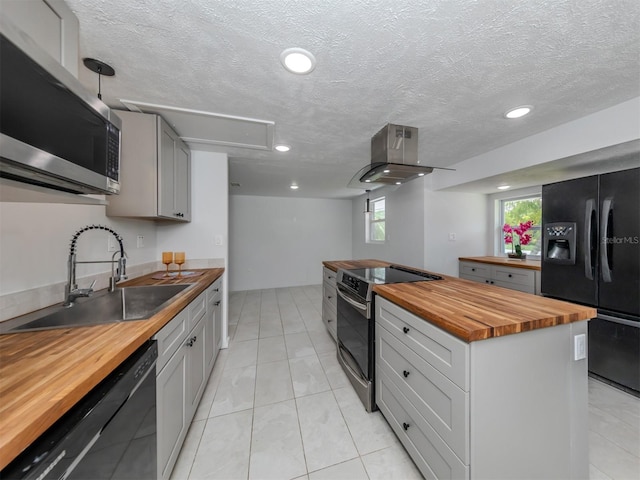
[498, 194, 542, 258]
[365, 196, 386, 244]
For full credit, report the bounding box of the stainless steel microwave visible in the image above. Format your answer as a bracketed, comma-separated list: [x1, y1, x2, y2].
[0, 16, 121, 195]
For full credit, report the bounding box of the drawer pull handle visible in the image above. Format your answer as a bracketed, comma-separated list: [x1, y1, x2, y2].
[214, 301, 221, 306]
[328, 295, 333, 299]
[403, 370, 410, 378]
[403, 422, 410, 431]
[328, 275, 334, 279]
[402, 327, 410, 334]
[327, 319, 333, 323]
[186, 336, 197, 347]
[471, 268, 476, 271]
[508, 274, 512, 278]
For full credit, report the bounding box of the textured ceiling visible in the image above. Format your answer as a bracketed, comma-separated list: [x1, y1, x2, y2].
[66, 0, 640, 198]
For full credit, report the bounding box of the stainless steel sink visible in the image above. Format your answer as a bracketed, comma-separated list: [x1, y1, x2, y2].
[0, 284, 194, 333]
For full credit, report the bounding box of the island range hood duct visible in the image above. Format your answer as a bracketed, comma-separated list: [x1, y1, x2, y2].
[348, 123, 439, 188]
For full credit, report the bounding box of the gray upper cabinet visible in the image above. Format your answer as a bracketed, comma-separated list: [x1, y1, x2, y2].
[1, 0, 79, 77]
[107, 110, 191, 222]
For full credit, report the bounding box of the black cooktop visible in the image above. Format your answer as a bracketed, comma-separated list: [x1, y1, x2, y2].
[344, 265, 443, 285]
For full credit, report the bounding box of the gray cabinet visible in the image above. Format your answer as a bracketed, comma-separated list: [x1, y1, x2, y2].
[375, 296, 589, 479]
[1, 0, 79, 76]
[106, 110, 191, 221]
[321, 267, 337, 341]
[459, 260, 539, 294]
[206, 278, 223, 376]
[155, 309, 189, 480]
[154, 276, 224, 480]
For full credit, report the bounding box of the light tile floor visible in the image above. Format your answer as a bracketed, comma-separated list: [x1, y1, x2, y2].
[171, 286, 640, 480]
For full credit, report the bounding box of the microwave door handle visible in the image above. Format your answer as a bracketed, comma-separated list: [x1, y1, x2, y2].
[584, 199, 596, 280]
[600, 197, 613, 283]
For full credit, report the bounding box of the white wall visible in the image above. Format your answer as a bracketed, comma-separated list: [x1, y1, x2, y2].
[157, 151, 228, 262]
[423, 178, 488, 276]
[0, 201, 157, 295]
[229, 195, 352, 291]
[352, 179, 425, 267]
[431, 97, 640, 191]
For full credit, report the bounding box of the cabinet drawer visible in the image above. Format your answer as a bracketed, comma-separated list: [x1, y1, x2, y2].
[493, 280, 535, 294]
[322, 299, 337, 340]
[187, 291, 207, 331]
[459, 262, 490, 279]
[493, 266, 535, 287]
[206, 278, 222, 303]
[377, 325, 469, 463]
[154, 308, 188, 372]
[376, 297, 469, 391]
[323, 281, 337, 308]
[323, 267, 337, 287]
[377, 369, 469, 480]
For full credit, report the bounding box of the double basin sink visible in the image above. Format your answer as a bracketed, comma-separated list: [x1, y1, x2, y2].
[0, 284, 193, 334]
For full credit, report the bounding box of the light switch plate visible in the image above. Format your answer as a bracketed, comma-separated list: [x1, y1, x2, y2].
[574, 333, 586, 361]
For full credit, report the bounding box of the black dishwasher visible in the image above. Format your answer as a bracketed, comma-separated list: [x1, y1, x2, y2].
[2, 341, 158, 480]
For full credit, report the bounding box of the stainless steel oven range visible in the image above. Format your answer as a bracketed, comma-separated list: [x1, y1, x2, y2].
[336, 265, 443, 411]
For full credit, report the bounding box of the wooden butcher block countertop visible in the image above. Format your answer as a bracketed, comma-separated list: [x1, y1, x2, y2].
[323, 259, 391, 271]
[0, 268, 224, 470]
[459, 255, 542, 271]
[322, 258, 594, 342]
[374, 277, 595, 342]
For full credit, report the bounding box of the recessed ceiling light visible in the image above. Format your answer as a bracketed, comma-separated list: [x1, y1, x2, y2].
[395, 181, 401, 185]
[275, 144, 290, 152]
[364, 179, 371, 183]
[504, 106, 533, 119]
[280, 48, 316, 74]
[290, 184, 299, 190]
[418, 173, 425, 177]
[498, 185, 511, 190]
[383, 169, 390, 173]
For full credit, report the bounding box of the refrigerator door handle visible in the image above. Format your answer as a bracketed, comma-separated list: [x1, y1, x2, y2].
[597, 312, 640, 328]
[584, 198, 596, 280]
[601, 197, 613, 283]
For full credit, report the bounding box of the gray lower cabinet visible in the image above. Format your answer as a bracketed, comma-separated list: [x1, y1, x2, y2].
[459, 260, 539, 294]
[375, 296, 589, 479]
[155, 278, 224, 480]
[321, 267, 337, 341]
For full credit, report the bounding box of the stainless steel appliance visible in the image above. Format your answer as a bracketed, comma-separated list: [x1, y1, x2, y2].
[336, 265, 443, 411]
[2, 341, 158, 479]
[0, 16, 121, 195]
[542, 167, 640, 396]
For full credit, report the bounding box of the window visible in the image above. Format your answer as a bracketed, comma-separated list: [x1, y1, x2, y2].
[500, 195, 542, 256]
[366, 196, 385, 243]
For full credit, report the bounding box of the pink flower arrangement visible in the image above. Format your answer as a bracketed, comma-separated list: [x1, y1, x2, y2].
[503, 220, 534, 246]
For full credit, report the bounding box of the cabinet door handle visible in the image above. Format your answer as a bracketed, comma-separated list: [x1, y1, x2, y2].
[327, 295, 333, 299]
[186, 335, 197, 347]
[403, 370, 410, 378]
[485, 280, 490, 283]
[403, 422, 410, 431]
[327, 319, 333, 323]
[471, 268, 476, 272]
[214, 301, 221, 306]
[508, 274, 512, 278]
[402, 327, 410, 334]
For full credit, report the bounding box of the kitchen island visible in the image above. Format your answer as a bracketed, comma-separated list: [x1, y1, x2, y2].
[324, 259, 595, 479]
[0, 268, 223, 471]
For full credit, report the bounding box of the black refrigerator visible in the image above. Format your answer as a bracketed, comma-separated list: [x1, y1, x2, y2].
[541, 167, 639, 396]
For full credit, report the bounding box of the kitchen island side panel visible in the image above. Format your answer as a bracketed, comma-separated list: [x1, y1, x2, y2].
[469, 321, 589, 479]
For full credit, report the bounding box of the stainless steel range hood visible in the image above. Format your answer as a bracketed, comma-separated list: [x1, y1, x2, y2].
[349, 123, 436, 188]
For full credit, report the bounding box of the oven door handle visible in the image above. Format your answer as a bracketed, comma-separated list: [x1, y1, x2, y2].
[336, 285, 368, 311]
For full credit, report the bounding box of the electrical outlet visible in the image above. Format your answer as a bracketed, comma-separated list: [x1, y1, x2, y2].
[448, 232, 456, 241]
[137, 235, 144, 248]
[214, 235, 223, 246]
[574, 333, 586, 361]
[107, 237, 117, 252]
